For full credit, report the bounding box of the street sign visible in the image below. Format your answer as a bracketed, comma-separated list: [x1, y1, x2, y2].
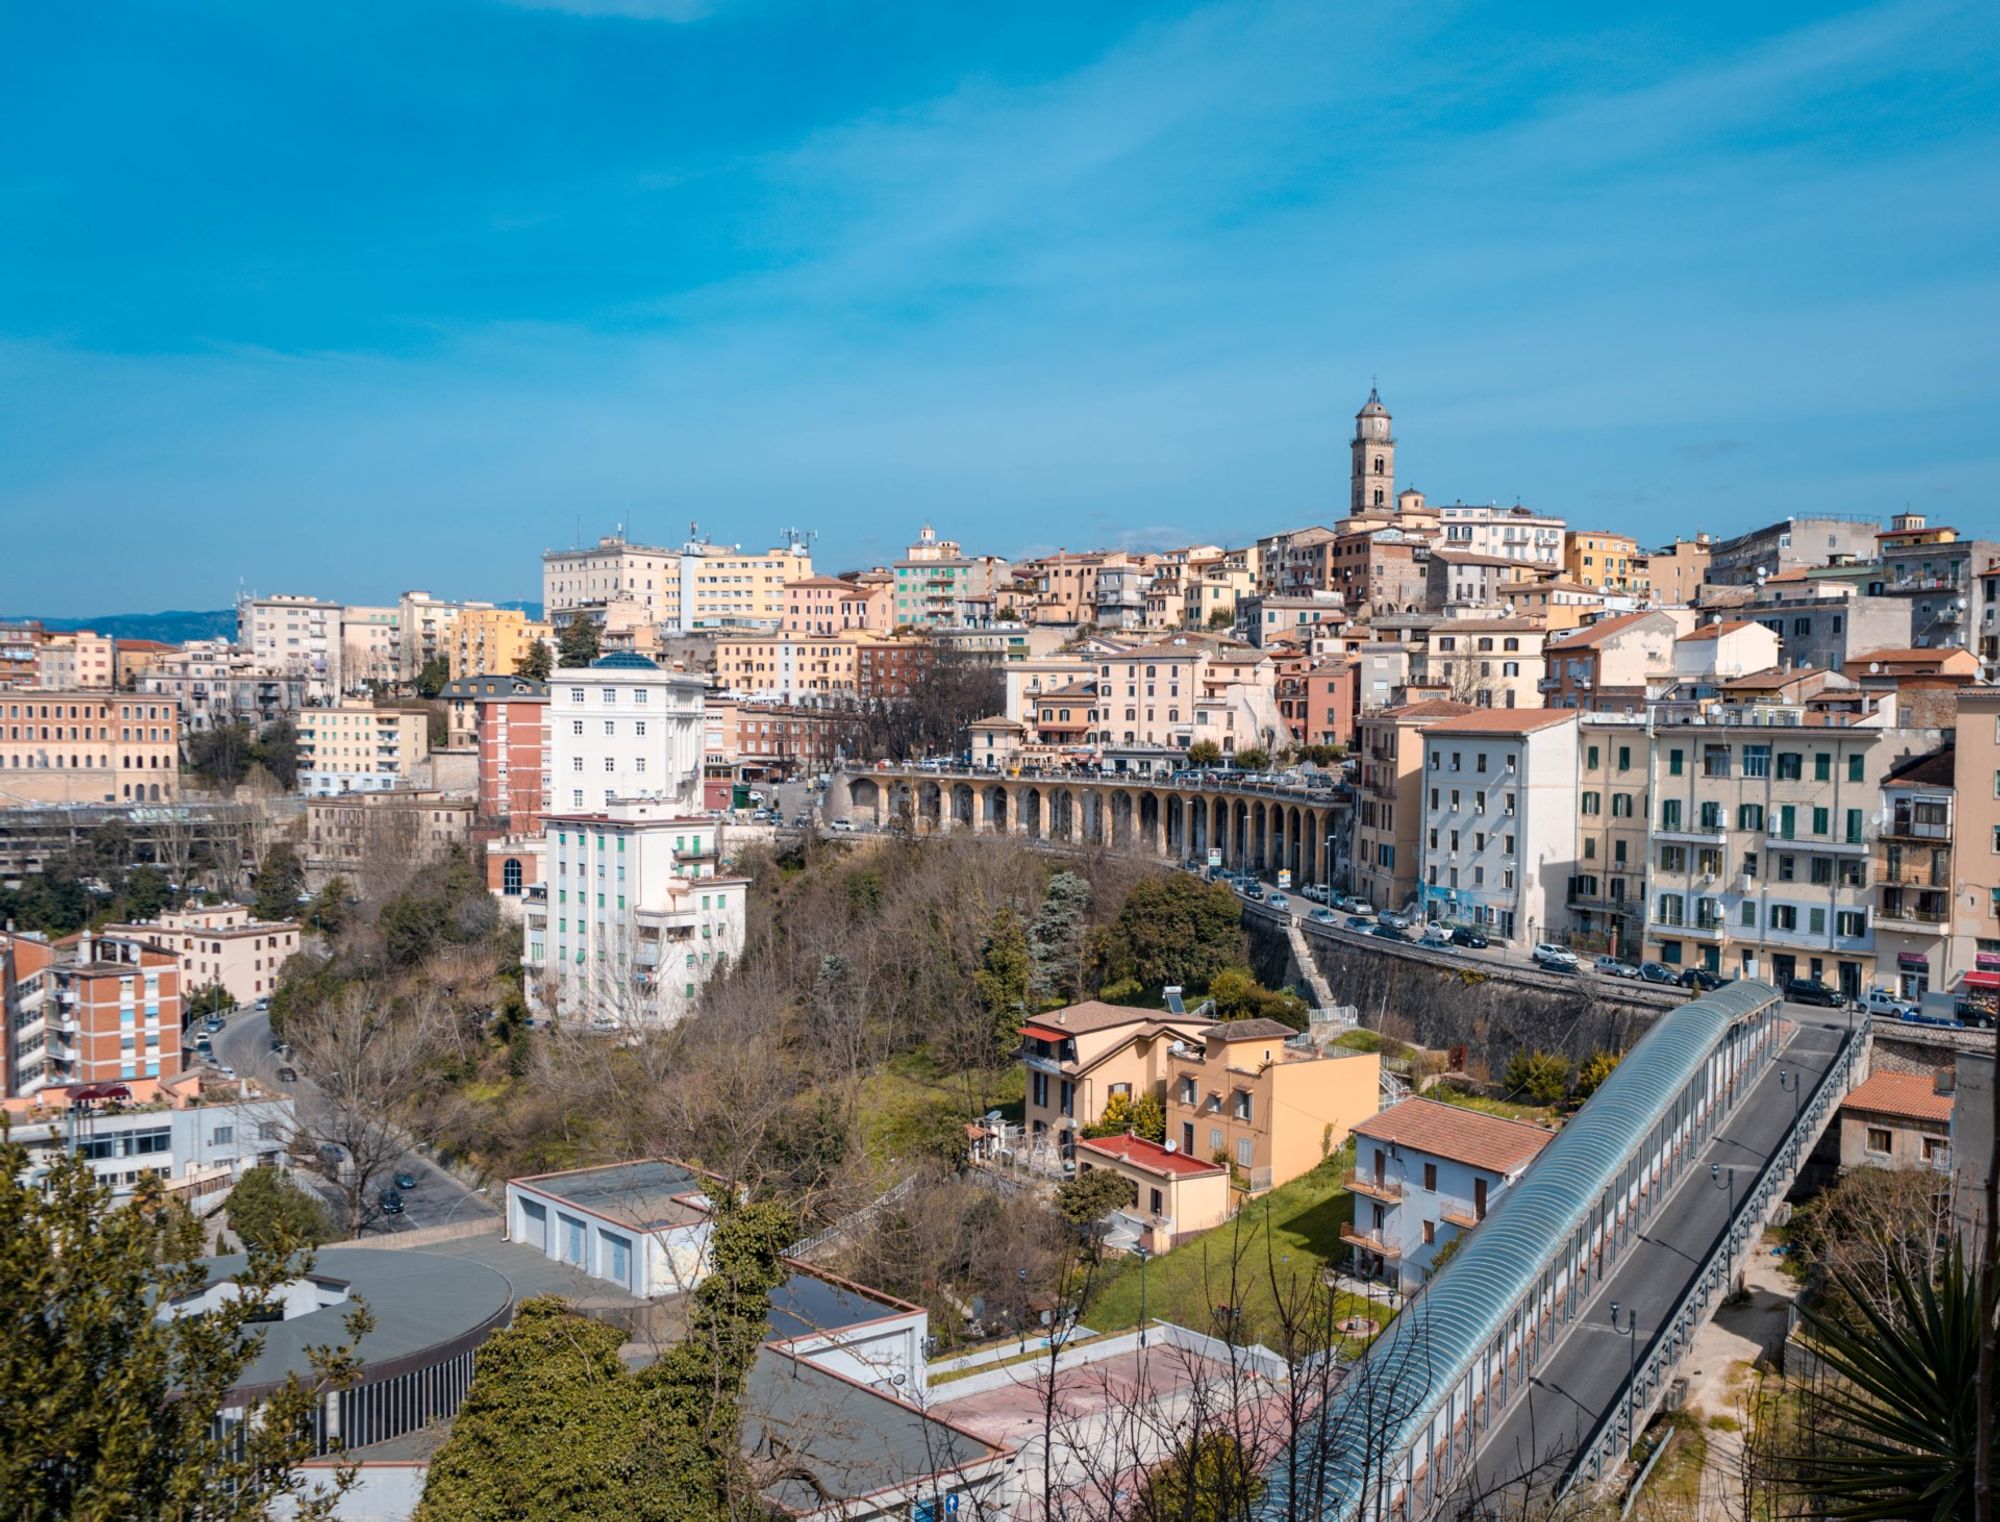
[1278, 869, 1293, 890]
[1206, 848, 1222, 869]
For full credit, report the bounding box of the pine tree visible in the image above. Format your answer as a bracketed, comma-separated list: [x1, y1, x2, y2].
[556, 616, 601, 669]
[975, 906, 1031, 1056]
[1028, 871, 1091, 1006]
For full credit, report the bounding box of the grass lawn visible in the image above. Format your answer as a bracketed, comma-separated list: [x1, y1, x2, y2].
[854, 1051, 1023, 1178]
[1426, 1084, 1560, 1128]
[1080, 1155, 1390, 1352]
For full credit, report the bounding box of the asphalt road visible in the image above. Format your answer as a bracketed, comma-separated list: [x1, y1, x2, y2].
[1465, 1010, 1850, 1499]
[204, 1007, 496, 1236]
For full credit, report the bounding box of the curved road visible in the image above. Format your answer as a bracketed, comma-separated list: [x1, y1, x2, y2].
[206, 1007, 497, 1236]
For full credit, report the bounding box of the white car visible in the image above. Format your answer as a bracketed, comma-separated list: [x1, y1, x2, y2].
[1418, 924, 1454, 948]
[1858, 987, 1917, 1019]
[1533, 943, 1581, 972]
[829, 819, 856, 832]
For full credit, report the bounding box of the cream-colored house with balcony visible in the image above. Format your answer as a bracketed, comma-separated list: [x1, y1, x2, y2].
[1018, 1001, 1215, 1161]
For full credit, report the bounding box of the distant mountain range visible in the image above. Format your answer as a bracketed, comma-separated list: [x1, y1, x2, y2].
[10, 600, 542, 645]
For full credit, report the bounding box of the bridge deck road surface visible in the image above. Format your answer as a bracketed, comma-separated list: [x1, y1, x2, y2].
[1459, 1012, 1847, 1503]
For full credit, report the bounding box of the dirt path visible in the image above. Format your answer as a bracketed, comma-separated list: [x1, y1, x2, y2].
[1674, 1235, 1795, 1520]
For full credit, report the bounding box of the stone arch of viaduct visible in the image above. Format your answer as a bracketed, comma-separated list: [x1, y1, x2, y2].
[836, 770, 1346, 888]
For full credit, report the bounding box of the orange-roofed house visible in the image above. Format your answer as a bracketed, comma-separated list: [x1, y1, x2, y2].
[1018, 1000, 1216, 1165]
[1837, 1071, 1953, 1172]
[1672, 619, 1782, 683]
[1541, 610, 1690, 710]
[1072, 1133, 1232, 1252]
[1344, 1096, 1554, 1290]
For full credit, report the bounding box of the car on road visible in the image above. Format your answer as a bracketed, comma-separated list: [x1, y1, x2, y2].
[1449, 926, 1490, 949]
[275, 1065, 298, 1083]
[378, 1189, 405, 1216]
[1334, 896, 1375, 916]
[1377, 910, 1413, 932]
[1858, 988, 1917, 1019]
[1784, 978, 1848, 1009]
[216, 1065, 237, 1079]
[1593, 956, 1640, 980]
[254, 998, 270, 1012]
[1266, 893, 1289, 911]
[203, 1015, 225, 1032]
[1679, 968, 1729, 992]
[1308, 908, 1337, 925]
[1636, 962, 1680, 985]
[1240, 883, 1265, 901]
[1417, 924, 1453, 948]
[1345, 915, 1374, 931]
[1301, 884, 1329, 903]
[829, 819, 855, 832]
[1533, 943, 1581, 972]
[393, 1171, 419, 1191]
[1371, 923, 1413, 944]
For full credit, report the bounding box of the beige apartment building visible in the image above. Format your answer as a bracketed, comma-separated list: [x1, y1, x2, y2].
[1874, 748, 1959, 1000]
[1644, 713, 1943, 996]
[104, 904, 302, 1007]
[0, 692, 180, 806]
[449, 606, 553, 678]
[341, 605, 402, 689]
[1353, 700, 1473, 912]
[304, 790, 475, 887]
[543, 530, 813, 636]
[297, 700, 432, 795]
[1645, 535, 1712, 606]
[238, 594, 343, 699]
[1954, 689, 2000, 981]
[782, 576, 894, 635]
[1569, 715, 1652, 957]
[1164, 1019, 1380, 1195]
[1018, 1000, 1216, 1156]
[35, 631, 117, 690]
[1423, 619, 1548, 710]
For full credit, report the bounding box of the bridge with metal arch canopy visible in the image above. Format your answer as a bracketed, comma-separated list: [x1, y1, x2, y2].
[1258, 980, 1859, 1521]
[830, 765, 1351, 886]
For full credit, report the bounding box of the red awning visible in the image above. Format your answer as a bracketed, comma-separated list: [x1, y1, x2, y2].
[1020, 1023, 1071, 1042]
[1960, 972, 2000, 990]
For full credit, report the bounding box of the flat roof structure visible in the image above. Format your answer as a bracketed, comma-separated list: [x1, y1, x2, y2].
[513, 1158, 712, 1232]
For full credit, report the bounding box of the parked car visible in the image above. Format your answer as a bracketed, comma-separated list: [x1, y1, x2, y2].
[1377, 910, 1413, 931]
[1593, 955, 1640, 980]
[1265, 893, 1289, 911]
[275, 1065, 298, 1084]
[1309, 908, 1337, 925]
[1449, 925, 1490, 949]
[1417, 924, 1454, 949]
[1335, 896, 1375, 916]
[1900, 1007, 1964, 1029]
[1302, 884, 1329, 903]
[203, 1015, 225, 1033]
[1371, 923, 1413, 944]
[1345, 915, 1375, 931]
[1533, 943, 1581, 972]
[1242, 884, 1266, 901]
[1784, 978, 1847, 1009]
[1858, 987, 1917, 1019]
[1636, 962, 1680, 985]
[393, 1171, 419, 1191]
[1679, 967, 1729, 992]
[829, 819, 855, 832]
[378, 1189, 405, 1216]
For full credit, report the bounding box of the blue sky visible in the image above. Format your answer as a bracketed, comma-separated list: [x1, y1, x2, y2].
[3, 0, 1997, 615]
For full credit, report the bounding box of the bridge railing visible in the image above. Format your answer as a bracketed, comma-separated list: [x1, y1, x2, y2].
[838, 763, 1349, 805]
[1562, 1024, 1861, 1498]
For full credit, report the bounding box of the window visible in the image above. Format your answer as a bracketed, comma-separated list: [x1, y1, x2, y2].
[1581, 791, 1601, 816]
[1179, 1077, 1196, 1106]
[1923, 1137, 1949, 1167]
[1741, 744, 1771, 779]
[1770, 904, 1798, 931]
[1612, 793, 1633, 818]
[1837, 910, 1868, 937]
[1236, 1137, 1254, 1168]
[1812, 806, 1830, 836]
[1814, 752, 1831, 782]
[1865, 1127, 1892, 1156]
[1423, 1162, 1438, 1190]
[1423, 1220, 1437, 1245]
[1849, 755, 1865, 783]
[1617, 745, 1631, 771]
[1669, 748, 1684, 776]
[1777, 752, 1802, 781]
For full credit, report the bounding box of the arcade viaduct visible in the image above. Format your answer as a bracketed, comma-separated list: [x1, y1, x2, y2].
[829, 766, 1353, 889]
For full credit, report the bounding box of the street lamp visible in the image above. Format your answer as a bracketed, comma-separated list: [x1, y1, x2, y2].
[1608, 1300, 1639, 1451]
[1710, 1163, 1738, 1291]
[1778, 1068, 1801, 1132]
[441, 1185, 489, 1227]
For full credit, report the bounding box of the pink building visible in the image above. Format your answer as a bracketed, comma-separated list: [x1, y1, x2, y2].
[782, 576, 894, 635]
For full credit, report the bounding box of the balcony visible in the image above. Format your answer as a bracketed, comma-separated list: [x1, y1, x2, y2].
[1656, 823, 1727, 845]
[1345, 1171, 1404, 1203]
[1879, 856, 1950, 889]
[1341, 1226, 1403, 1259]
[1439, 1204, 1480, 1230]
[1767, 826, 1871, 855]
[1882, 815, 1951, 843]
[673, 843, 718, 863]
[1875, 895, 1950, 930]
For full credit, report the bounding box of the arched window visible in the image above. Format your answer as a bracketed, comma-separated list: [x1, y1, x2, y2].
[1373, 489, 1384, 507]
[503, 858, 523, 896]
[1374, 455, 1385, 475]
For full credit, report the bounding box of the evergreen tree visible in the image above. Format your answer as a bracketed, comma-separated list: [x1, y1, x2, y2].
[414, 656, 450, 699]
[0, 1142, 365, 1521]
[556, 616, 601, 669]
[1103, 873, 1245, 993]
[227, 1165, 334, 1252]
[252, 842, 305, 923]
[1028, 871, 1091, 1006]
[513, 640, 554, 682]
[975, 905, 1031, 1055]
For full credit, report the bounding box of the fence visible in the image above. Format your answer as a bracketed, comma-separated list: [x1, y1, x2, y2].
[786, 1173, 918, 1259]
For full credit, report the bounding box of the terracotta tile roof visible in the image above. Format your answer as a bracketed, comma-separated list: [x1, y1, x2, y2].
[1547, 611, 1665, 649]
[1434, 618, 1543, 633]
[1022, 1001, 1208, 1037]
[1076, 1133, 1225, 1178]
[1841, 1071, 1953, 1125]
[1418, 709, 1577, 736]
[1204, 1018, 1301, 1043]
[1351, 1097, 1554, 1175]
[1430, 549, 1523, 568]
[1883, 747, 1956, 787]
[1377, 699, 1478, 721]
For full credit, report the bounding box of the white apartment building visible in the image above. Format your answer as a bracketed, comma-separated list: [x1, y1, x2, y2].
[542, 529, 813, 636]
[548, 653, 705, 815]
[1417, 710, 1580, 944]
[237, 594, 343, 701]
[1433, 504, 1566, 567]
[9, 1086, 296, 1206]
[143, 641, 305, 733]
[523, 801, 746, 1027]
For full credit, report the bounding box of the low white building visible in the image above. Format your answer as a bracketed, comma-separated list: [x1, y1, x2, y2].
[506, 1159, 718, 1299]
[1345, 1096, 1553, 1293]
[1417, 709, 1580, 944]
[9, 1082, 295, 1206]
